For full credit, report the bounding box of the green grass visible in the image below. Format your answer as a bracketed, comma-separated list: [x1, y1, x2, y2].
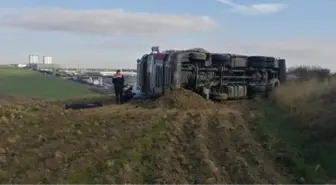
[0, 67, 99, 99]
[250, 101, 336, 184]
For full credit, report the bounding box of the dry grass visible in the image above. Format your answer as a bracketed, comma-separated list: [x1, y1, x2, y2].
[0, 89, 291, 184]
[254, 76, 336, 183]
[273, 78, 336, 136]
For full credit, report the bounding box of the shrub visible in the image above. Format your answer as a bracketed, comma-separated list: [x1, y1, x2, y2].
[287, 65, 331, 81]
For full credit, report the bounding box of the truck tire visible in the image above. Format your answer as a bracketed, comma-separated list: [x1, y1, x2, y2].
[211, 53, 230, 61]
[266, 57, 279, 68]
[189, 52, 207, 61]
[247, 56, 267, 68]
[267, 78, 280, 91]
[210, 92, 228, 100]
[265, 78, 280, 99]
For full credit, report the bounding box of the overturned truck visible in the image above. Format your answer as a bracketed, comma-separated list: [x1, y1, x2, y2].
[136, 47, 286, 100]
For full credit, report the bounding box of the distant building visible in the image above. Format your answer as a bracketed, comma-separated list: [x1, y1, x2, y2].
[27, 54, 58, 70]
[42, 56, 52, 64]
[29, 55, 39, 64]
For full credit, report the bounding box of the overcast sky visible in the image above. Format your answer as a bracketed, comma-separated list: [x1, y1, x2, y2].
[0, 0, 335, 70]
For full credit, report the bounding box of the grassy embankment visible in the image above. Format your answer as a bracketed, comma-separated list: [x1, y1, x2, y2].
[0, 66, 99, 100]
[0, 88, 291, 184]
[1, 65, 336, 183]
[251, 77, 336, 183]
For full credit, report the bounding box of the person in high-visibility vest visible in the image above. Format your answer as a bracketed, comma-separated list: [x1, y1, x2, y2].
[112, 69, 125, 104]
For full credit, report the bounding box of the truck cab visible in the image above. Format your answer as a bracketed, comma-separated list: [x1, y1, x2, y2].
[136, 47, 172, 97]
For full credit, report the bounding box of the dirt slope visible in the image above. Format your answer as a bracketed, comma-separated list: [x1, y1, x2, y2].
[0, 89, 290, 183]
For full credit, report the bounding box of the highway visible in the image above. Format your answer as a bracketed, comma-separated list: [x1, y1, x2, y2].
[60, 68, 137, 77]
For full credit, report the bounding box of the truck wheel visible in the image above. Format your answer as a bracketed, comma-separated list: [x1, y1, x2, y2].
[270, 78, 280, 90]
[189, 52, 207, 61]
[247, 56, 267, 68]
[211, 53, 230, 61]
[210, 92, 228, 101]
[266, 78, 280, 99]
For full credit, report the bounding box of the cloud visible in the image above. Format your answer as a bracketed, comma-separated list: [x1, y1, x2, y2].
[216, 0, 286, 15]
[0, 7, 218, 36]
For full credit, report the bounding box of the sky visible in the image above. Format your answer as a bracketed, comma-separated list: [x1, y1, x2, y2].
[0, 0, 335, 69]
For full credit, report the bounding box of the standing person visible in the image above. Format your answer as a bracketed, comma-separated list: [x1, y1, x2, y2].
[112, 69, 125, 104]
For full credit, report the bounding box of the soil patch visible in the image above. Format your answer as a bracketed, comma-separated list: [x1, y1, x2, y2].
[143, 88, 215, 109]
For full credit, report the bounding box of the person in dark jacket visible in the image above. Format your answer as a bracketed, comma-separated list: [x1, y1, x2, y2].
[112, 69, 125, 104]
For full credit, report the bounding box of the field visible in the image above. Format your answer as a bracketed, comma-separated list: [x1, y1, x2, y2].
[0, 66, 99, 100]
[0, 66, 335, 183]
